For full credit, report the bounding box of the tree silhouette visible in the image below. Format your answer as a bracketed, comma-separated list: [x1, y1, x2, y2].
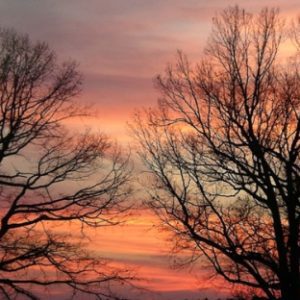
[133, 7, 299, 300]
[0, 29, 131, 299]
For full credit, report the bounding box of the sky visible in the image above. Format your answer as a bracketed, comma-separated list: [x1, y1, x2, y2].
[0, 0, 299, 299]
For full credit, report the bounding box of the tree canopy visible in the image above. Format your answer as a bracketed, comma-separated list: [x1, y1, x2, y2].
[0, 28, 131, 299]
[133, 7, 300, 300]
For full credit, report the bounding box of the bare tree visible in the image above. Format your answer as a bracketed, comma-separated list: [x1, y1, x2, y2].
[0, 29, 132, 299]
[133, 7, 299, 300]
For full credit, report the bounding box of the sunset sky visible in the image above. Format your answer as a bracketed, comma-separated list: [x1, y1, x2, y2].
[1, 1, 299, 299]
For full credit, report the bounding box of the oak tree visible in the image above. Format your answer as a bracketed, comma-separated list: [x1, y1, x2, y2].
[0, 29, 131, 299]
[133, 7, 300, 300]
